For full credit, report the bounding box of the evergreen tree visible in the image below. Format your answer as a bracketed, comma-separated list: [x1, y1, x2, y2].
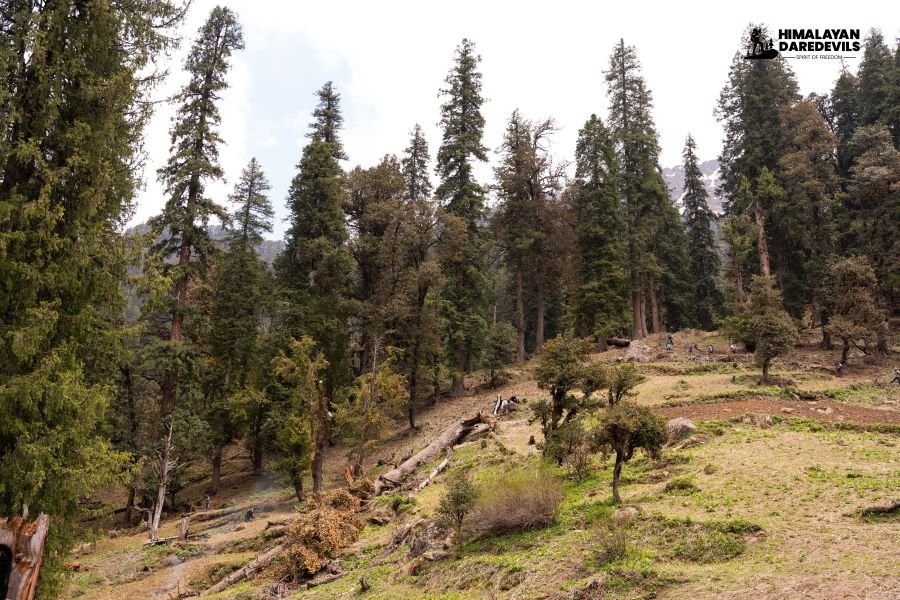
[830, 70, 860, 180]
[0, 0, 180, 592]
[435, 39, 489, 394]
[857, 30, 893, 130]
[845, 125, 900, 305]
[275, 137, 350, 491]
[571, 114, 628, 348]
[206, 158, 273, 490]
[681, 135, 723, 329]
[493, 110, 562, 360]
[605, 40, 677, 337]
[307, 81, 348, 161]
[776, 101, 839, 322]
[825, 257, 887, 363]
[402, 124, 433, 200]
[149, 6, 244, 416]
[746, 276, 798, 383]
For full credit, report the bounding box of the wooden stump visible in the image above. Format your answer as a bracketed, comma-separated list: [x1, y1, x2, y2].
[0, 513, 50, 600]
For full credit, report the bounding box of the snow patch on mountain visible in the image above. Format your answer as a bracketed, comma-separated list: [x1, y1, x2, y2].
[661, 159, 724, 214]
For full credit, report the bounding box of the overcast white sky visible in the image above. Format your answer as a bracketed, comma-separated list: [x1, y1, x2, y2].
[131, 0, 899, 237]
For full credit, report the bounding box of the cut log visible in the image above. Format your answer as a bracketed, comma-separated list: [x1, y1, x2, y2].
[0, 513, 50, 600]
[374, 412, 492, 495]
[201, 543, 285, 596]
[416, 448, 452, 492]
[189, 506, 248, 523]
[607, 337, 631, 347]
[179, 516, 191, 541]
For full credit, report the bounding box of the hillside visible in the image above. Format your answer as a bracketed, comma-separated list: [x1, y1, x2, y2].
[63, 329, 899, 600]
[661, 159, 723, 213]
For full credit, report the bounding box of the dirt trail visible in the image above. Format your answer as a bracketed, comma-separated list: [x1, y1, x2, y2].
[656, 397, 900, 425]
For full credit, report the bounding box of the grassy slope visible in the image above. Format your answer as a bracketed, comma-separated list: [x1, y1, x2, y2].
[64, 330, 899, 599]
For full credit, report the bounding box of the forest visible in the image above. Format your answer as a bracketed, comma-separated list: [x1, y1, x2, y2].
[0, 2, 898, 598]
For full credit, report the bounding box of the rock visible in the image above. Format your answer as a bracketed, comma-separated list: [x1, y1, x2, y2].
[368, 507, 394, 526]
[407, 521, 452, 558]
[620, 340, 655, 363]
[573, 576, 605, 599]
[742, 414, 773, 428]
[400, 556, 426, 576]
[780, 407, 795, 414]
[816, 407, 833, 415]
[790, 393, 800, 401]
[612, 506, 640, 524]
[667, 417, 698, 443]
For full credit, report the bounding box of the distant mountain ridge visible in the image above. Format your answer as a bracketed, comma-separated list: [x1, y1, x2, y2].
[126, 223, 285, 264]
[661, 158, 723, 214]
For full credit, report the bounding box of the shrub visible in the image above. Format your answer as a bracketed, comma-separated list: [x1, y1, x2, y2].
[594, 520, 627, 565]
[472, 464, 564, 534]
[277, 495, 363, 581]
[664, 477, 699, 495]
[436, 471, 479, 549]
[545, 421, 592, 480]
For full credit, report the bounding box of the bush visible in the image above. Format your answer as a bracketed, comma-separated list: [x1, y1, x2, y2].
[545, 421, 592, 480]
[594, 520, 627, 565]
[436, 471, 479, 549]
[664, 477, 699, 495]
[277, 493, 363, 581]
[472, 464, 564, 534]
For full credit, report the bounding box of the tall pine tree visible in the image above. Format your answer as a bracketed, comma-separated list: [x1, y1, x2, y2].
[0, 0, 181, 593]
[571, 114, 627, 348]
[435, 39, 489, 394]
[308, 81, 348, 161]
[682, 135, 723, 329]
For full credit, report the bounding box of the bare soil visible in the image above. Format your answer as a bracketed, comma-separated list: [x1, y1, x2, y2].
[656, 396, 900, 425]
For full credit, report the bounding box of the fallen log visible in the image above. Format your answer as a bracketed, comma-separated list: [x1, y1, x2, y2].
[416, 448, 452, 492]
[189, 506, 247, 523]
[201, 543, 285, 596]
[607, 337, 630, 347]
[860, 501, 900, 516]
[0, 513, 50, 600]
[374, 412, 493, 495]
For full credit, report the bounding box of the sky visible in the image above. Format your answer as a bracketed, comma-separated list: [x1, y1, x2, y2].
[131, 0, 899, 237]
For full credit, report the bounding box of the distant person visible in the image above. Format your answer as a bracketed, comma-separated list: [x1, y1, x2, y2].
[835, 361, 844, 377]
[891, 368, 900, 385]
[204, 494, 210, 511]
[688, 343, 694, 354]
[666, 341, 673, 351]
[729, 343, 737, 354]
[667, 333, 674, 346]
[708, 344, 714, 354]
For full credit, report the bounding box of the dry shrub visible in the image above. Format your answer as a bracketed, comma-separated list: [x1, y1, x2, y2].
[349, 477, 376, 498]
[594, 520, 627, 565]
[277, 494, 363, 581]
[472, 464, 564, 534]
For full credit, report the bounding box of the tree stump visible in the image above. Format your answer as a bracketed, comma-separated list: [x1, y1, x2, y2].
[0, 513, 50, 600]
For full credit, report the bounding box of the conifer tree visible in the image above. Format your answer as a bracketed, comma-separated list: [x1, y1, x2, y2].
[275, 136, 350, 490]
[307, 81, 348, 161]
[857, 30, 893, 130]
[206, 158, 273, 490]
[830, 70, 860, 180]
[571, 114, 628, 348]
[0, 0, 181, 592]
[435, 39, 489, 394]
[494, 110, 562, 360]
[682, 135, 723, 329]
[149, 6, 244, 416]
[402, 124, 433, 201]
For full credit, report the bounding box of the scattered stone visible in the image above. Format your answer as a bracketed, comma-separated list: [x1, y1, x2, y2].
[780, 407, 795, 414]
[407, 521, 452, 558]
[667, 417, 698, 444]
[816, 407, 833, 415]
[401, 556, 426, 576]
[742, 414, 773, 428]
[612, 506, 640, 524]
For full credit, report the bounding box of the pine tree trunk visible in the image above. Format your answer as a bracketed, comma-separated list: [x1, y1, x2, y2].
[612, 450, 624, 504]
[312, 394, 330, 493]
[754, 201, 771, 278]
[535, 268, 546, 353]
[841, 340, 850, 363]
[292, 474, 304, 502]
[211, 444, 222, 494]
[124, 486, 136, 526]
[252, 437, 263, 476]
[516, 264, 526, 363]
[450, 350, 466, 397]
[631, 291, 643, 340]
[639, 294, 650, 338]
[597, 335, 608, 353]
[649, 287, 661, 333]
[735, 264, 747, 304]
[149, 421, 175, 542]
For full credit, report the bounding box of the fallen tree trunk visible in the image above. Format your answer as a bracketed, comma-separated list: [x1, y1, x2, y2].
[0, 513, 50, 600]
[201, 543, 285, 596]
[416, 448, 452, 492]
[607, 337, 631, 347]
[374, 412, 493, 495]
[189, 506, 247, 523]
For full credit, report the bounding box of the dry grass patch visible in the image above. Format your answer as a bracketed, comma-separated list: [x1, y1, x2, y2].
[471, 464, 564, 535]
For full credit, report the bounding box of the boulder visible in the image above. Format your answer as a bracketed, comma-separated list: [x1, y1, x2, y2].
[667, 417, 698, 444]
[741, 414, 773, 428]
[612, 506, 640, 524]
[407, 521, 452, 558]
[620, 340, 655, 363]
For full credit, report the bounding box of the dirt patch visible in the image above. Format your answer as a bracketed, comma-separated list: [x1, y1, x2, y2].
[655, 397, 900, 426]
